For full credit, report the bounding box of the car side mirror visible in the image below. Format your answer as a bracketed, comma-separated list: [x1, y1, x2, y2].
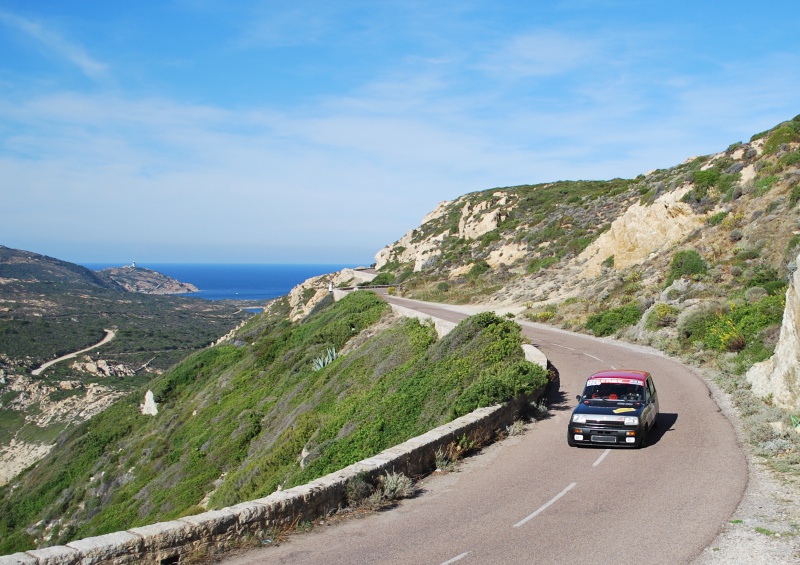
[576, 395, 581, 401]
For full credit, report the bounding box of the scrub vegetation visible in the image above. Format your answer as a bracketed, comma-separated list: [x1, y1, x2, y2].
[0, 292, 546, 553]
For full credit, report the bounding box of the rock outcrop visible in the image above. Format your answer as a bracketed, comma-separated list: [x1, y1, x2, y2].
[375, 192, 511, 272]
[574, 185, 706, 278]
[0, 375, 123, 485]
[140, 390, 158, 416]
[287, 268, 377, 321]
[98, 266, 199, 294]
[746, 254, 800, 411]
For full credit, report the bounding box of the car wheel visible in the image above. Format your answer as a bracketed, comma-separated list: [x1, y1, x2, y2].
[637, 427, 648, 449]
[567, 431, 576, 447]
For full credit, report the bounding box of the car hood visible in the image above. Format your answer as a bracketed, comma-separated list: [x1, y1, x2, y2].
[571, 402, 644, 418]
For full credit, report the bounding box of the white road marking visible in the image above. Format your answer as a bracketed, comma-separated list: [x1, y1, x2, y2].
[582, 353, 604, 362]
[592, 449, 611, 467]
[550, 342, 576, 351]
[513, 483, 577, 528]
[440, 552, 470, 564]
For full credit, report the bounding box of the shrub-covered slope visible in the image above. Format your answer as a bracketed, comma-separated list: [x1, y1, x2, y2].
[0, 292, 546, 553]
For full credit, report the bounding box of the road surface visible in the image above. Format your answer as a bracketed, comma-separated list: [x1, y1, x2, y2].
[223, 295, 746, 565]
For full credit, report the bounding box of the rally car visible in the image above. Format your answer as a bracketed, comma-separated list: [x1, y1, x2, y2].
[567, 370, 659, 448]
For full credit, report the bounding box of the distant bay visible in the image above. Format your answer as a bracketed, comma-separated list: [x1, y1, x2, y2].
[81, 263, 358, 301]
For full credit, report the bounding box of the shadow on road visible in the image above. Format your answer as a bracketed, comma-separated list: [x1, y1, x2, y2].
[647, 412, 678, 446]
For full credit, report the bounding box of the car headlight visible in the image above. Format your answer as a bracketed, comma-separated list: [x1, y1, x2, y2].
[624, 416, 639, 426]
[572, 414, 587, 424]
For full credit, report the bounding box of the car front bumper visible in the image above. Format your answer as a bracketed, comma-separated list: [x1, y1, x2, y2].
[569, 425, 641, 446]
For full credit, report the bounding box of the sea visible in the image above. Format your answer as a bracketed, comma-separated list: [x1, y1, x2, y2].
[81, 263, 358, 302]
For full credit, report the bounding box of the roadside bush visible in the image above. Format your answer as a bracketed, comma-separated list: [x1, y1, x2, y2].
[451, 360, 548, 418]
[704, 295, 785, 352]
[379, 471, 414, 501]
[585, 303, 642, 337]
[346, 473, 374, 507]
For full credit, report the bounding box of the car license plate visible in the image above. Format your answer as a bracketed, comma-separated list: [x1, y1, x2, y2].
[591, 435, 617, 443]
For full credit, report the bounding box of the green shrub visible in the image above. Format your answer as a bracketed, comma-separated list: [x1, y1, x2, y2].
[763, 124, 800, 155]
[692, 169, 721, 190]
[646, 303, 681, 330]
[790, 185, 800, 207]
[467, 261, 490, 279]
[666, 250, 708, 285]
[527, 256, 557, 273]
[754, 175, 778, 197]
[704, 295, 785, 352]
[451, 360, 548, 417]
[370, 272, 394, 286]
[707, 211, 728, 226]
[585, 303, 642, 337]
[779, 150, 800, 168]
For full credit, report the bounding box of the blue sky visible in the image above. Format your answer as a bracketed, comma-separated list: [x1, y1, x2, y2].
[1, 1, 798, 264]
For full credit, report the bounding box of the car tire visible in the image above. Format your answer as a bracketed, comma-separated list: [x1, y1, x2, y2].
[567, 431, 577, 447]
[637, 427, 648, 449]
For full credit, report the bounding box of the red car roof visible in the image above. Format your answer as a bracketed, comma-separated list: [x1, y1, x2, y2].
[587, 370, 649, 382]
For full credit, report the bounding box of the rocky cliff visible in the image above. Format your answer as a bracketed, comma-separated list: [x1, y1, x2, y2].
[746, 252, 800, 411]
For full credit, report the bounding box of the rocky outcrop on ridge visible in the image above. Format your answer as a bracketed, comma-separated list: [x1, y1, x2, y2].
[98, 265, 199, 295]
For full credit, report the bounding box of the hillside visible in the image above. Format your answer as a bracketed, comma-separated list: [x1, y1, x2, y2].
[0, 292, 546, 552]
[0, 247, 252, 486]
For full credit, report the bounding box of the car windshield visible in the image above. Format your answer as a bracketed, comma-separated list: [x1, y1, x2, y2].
[581, 382, 644, 402]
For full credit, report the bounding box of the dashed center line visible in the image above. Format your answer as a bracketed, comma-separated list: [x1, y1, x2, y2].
[592, 449, 611, 467]
[439, 551, 470, 564]
[512, 482, 577, 528]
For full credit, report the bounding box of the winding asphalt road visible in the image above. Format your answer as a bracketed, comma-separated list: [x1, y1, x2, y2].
[224, 295, 747, 565]
[31, 328, 116, 376]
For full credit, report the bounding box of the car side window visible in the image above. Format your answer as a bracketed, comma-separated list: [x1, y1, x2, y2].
[647, 378, 656, 398]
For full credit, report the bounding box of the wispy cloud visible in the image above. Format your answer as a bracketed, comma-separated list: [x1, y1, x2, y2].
[0, 10, 107, 79]
[477, 30, 599, 78]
